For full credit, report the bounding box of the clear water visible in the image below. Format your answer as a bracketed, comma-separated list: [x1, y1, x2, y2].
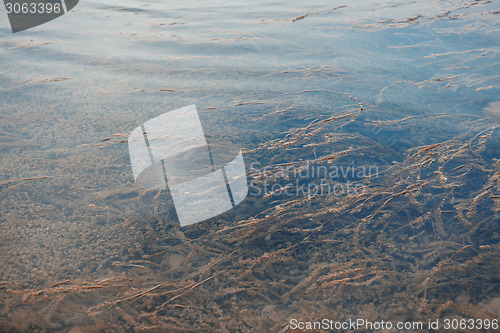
[0, 0, 499, 331]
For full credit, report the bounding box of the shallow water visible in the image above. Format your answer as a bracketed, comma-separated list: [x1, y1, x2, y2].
[0, 0, 499, 332]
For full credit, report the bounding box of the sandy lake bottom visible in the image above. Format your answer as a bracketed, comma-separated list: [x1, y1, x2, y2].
[0, 0, 499, 331]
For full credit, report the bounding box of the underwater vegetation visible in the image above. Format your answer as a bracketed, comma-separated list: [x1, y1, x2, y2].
[1, 92, 498, 332]
[0, 0, 499, 332]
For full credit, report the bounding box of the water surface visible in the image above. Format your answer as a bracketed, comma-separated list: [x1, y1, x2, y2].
[0, 0, 499, 331]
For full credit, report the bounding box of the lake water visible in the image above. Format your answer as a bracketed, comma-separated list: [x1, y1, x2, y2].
[0, 0, 499, 331]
